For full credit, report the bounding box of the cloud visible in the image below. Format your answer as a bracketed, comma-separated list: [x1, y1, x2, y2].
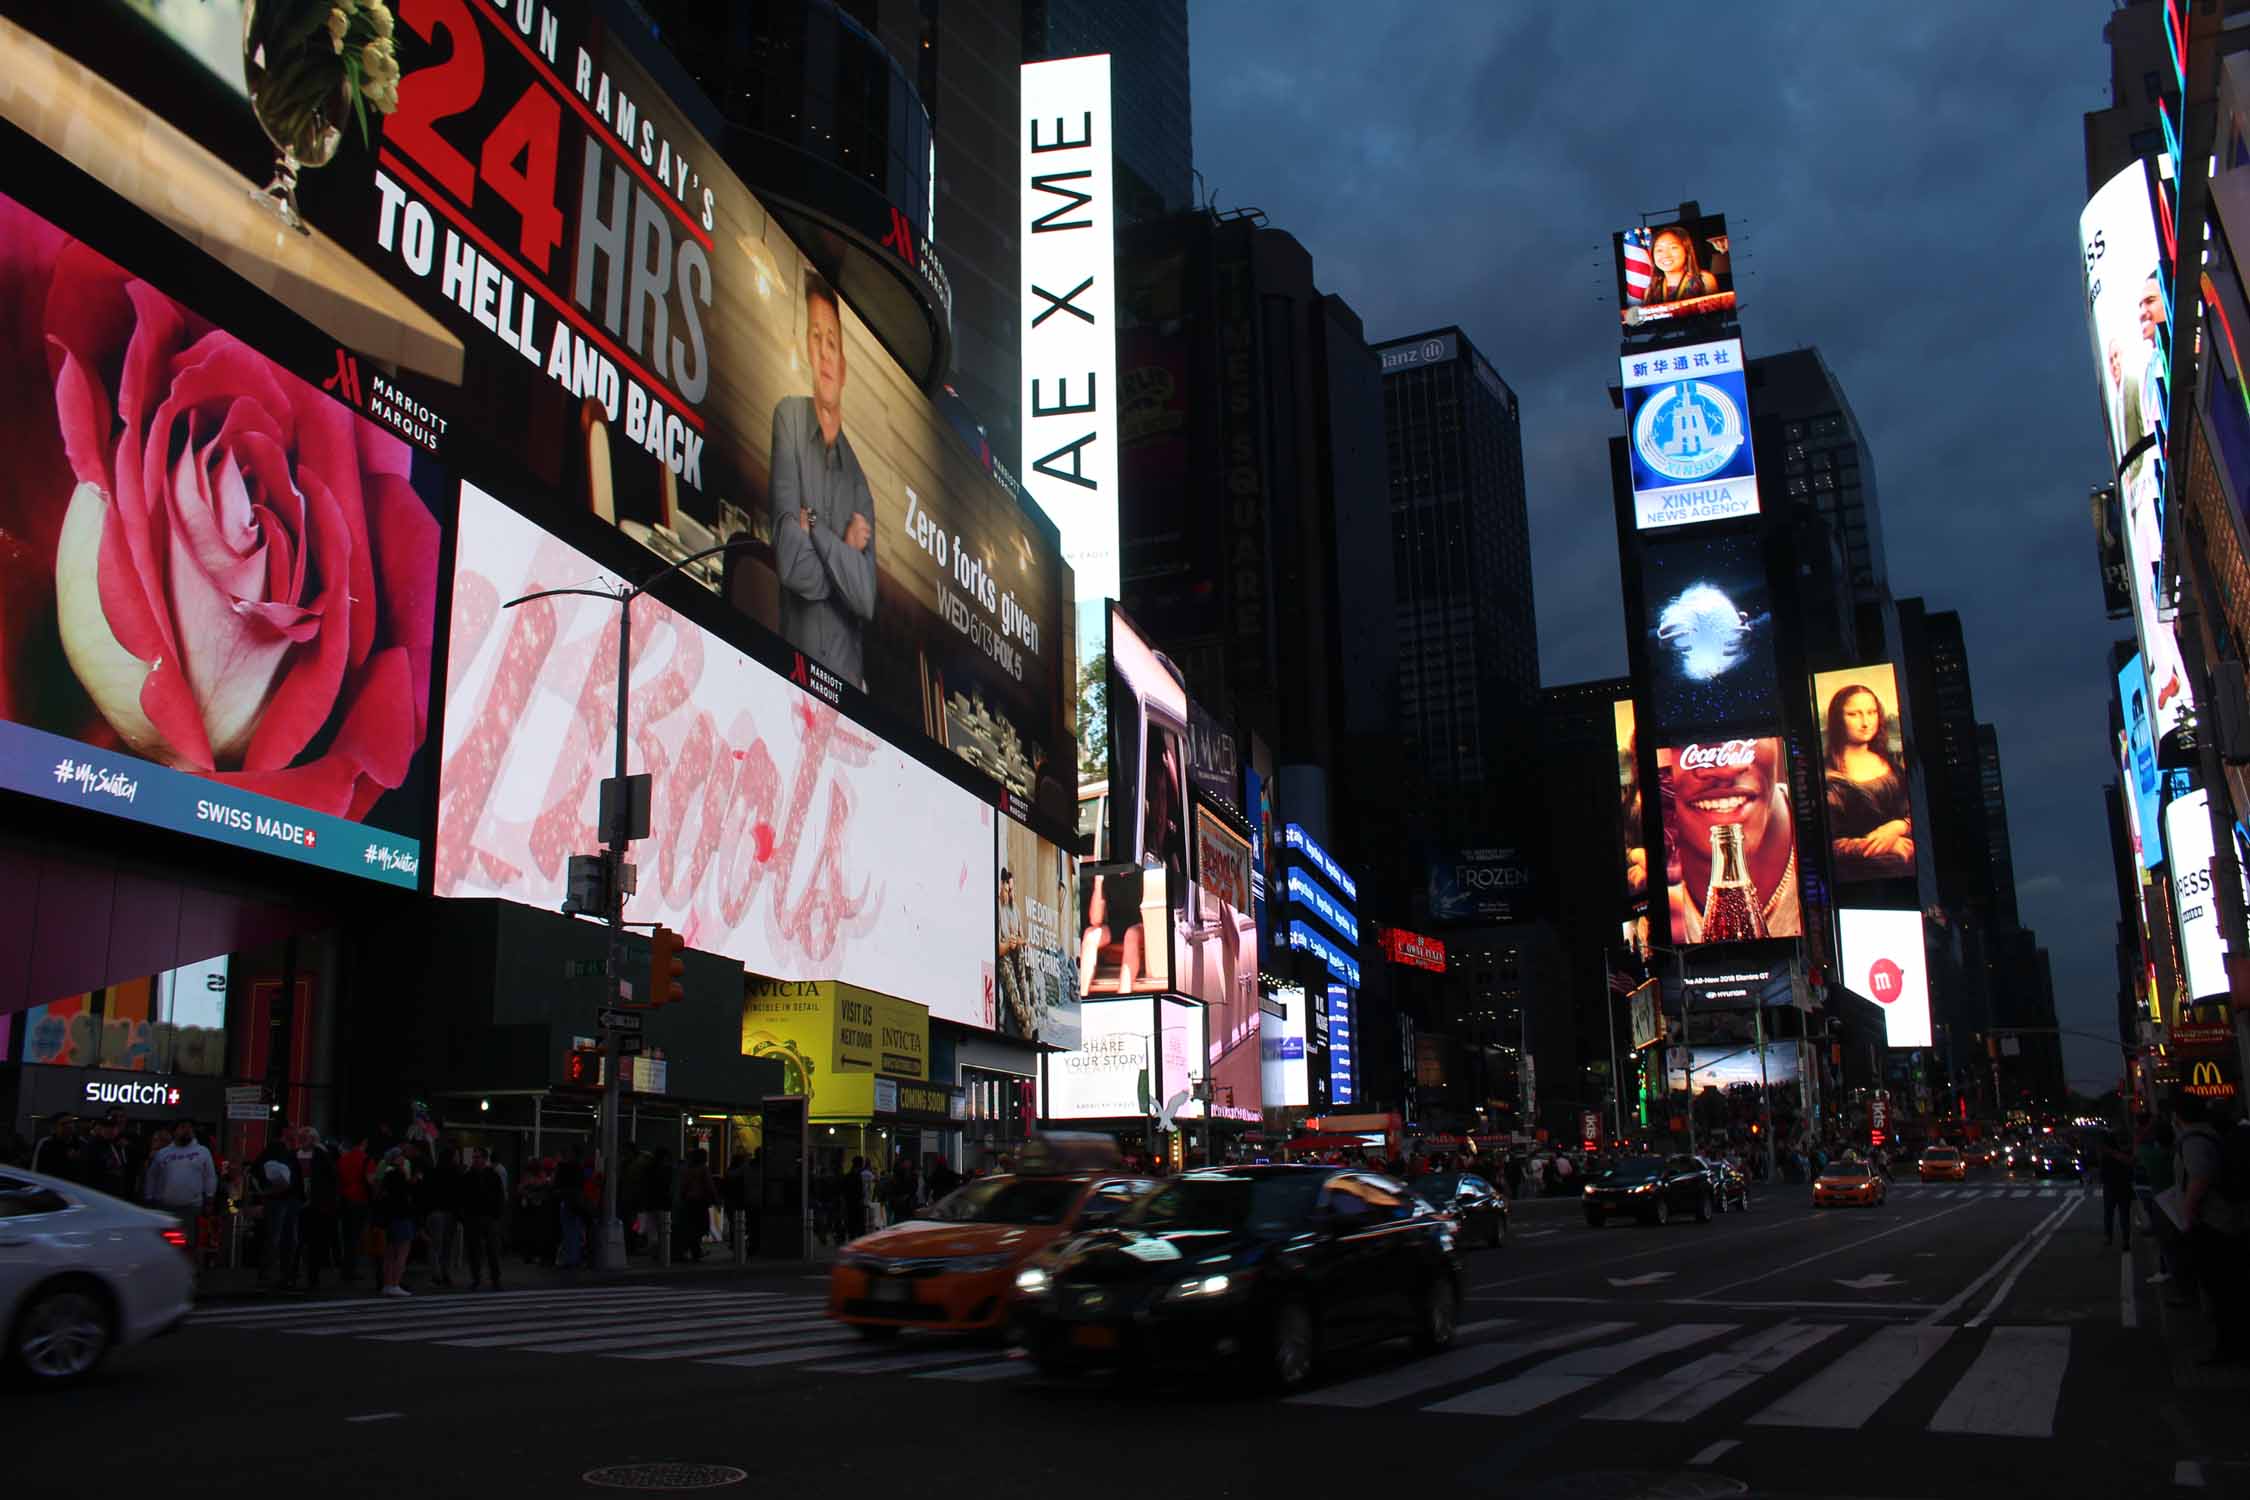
[1191, 0, 2126, 1085]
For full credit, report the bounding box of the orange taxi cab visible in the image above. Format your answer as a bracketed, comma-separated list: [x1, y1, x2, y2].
[828, 1139, 1154, 1339]
[1813, 1160, 1888, 1208]
[1917, 1145, 1967, 1183]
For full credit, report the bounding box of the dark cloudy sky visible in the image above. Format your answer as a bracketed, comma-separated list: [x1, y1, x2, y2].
[1189, 1, 2128, 1090]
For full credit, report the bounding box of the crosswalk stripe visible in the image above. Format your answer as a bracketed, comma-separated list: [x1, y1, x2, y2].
[263, 1294, 792, 1337]
[192, 1287, 714, 1324]
[1927, 1326, 2068, 1437]
[1747, 1325, 1955, 1429]
[2010, 1190, 2033, 1200]
[915, 1356, 1034, 1382]
[699, 1338, 869, 1370]
[1425, 1323, 1737, 1417]
[615, 1329, 860, 1361]
[429, 1322, 837, 1358]
[1585, 1322, 1843, 1423]
[512, 1318, 842, 1357]
[809, 1348, 1008, 1375]
[1286, 1322, 1631, 1409]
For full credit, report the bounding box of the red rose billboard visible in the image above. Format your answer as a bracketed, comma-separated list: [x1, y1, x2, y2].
[0, 191, 440, 885]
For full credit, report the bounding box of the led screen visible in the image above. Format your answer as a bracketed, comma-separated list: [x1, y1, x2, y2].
[2165, 789, 2230, 1002]
[1617, 698, 1650, 955]
[1616, 213, 1737, 328]
[1262, 983, 1309, 1109]
[0, 191, 440, 886]
[1621, 337, 1760, 530]
[1657, 736, 1802, 945]
[1838, 908, 1933, 1049]
[436, 482, 995, 1024]
[1179, 802, 1260, 1121]
[1328, 983, 1355, 1106]
[998, 814, 1081, 1049]
[1641, 530, 1776, 725]
[1046, 997, 1153, 1120]
[1812, 665, 1916, 883]
[1076, 861, 1171, 997]
[1106, 604, 1189, 884]
[2119, 654, 2165, 870]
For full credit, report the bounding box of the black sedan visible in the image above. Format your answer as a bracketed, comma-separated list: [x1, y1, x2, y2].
[1410, 1171, 1509, 1249]
[1010, 1165, 1464, 1392]
[1582, 1154, 1720, 1227]
[1704, 1157, 1751, 1212]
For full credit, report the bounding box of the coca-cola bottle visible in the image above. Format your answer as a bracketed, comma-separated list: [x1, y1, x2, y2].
[1701, 821, 1765, 942]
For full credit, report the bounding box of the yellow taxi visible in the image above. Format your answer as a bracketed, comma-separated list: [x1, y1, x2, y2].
[1812, 1160, 1888, 1208]
[828, 1138, 1154, 1339]
[1917, 1145, 1967, 1183]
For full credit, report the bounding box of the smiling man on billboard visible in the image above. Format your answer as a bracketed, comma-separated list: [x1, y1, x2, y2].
[772, 272, 879, 690]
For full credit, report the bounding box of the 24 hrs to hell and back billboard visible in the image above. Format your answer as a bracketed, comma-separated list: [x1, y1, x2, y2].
[104, 0, 1078, 831]
[0, 190, 440, 887]
[438, 483, 997, 1026]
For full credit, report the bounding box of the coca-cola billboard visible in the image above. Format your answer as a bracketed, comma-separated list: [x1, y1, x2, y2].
[1657, 736, 1801, 946]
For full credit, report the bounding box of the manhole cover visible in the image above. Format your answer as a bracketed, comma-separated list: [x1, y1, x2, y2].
[583, 1463, 748, 1491]
[1514, 1474, 1748, 1500]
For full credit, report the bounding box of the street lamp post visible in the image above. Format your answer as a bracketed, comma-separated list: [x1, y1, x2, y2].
[504, 537, 758, 1273]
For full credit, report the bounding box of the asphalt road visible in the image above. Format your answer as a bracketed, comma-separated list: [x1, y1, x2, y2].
[14, 1174, 2246, 1500]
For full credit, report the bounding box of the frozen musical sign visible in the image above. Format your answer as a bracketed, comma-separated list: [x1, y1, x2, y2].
[1621, 338, 1761, 531]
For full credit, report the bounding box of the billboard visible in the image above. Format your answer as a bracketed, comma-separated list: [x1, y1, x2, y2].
[436, 482, 995, 1024]
[1838, 908, 1933, 1049]
[1621, 338, 1760, 530]
[1327, 983, 1356, 1107]
[1376, 925, 1448, 974]
[738, 977, 929, 1116]
[1187, 699, 1240, 808]
[0, 191, 439, 887]
[1282, 823, 1358, 900]
[1811, 665, 1916, 883]
[2121, 454, 2194, 743]
[1427, 846, 1535, 924]
[1262, 983, 1309, 1109]
[1618, 698, 1650, 954]
[1179, 802, 1261, 1120]
[998, 814, 1082, 1049]
[1628, 978, 1662, 1051]
[1106, 604, 1188, 884]
[2120, 654, 2165, 870]
[1657, 737, 1802, 944]
[96, 0, 1079, 831]
[1075, 861, 1171, 997]
[2164, 789, 2230, 1001]
[1047, 997, 1155, 1120]
[1616, 214, 1737, 329]
[1020, 54, 1120, 604]
[1641, 530, 1776, 725]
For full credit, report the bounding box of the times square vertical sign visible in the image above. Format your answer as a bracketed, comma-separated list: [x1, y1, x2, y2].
[1020, 55, 1120, 604]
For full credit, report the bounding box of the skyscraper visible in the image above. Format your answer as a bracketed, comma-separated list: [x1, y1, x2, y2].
[1750, 348, 1888, 612]
[1023, 0, 1194, 224]
[1976, 723, 2021, 933]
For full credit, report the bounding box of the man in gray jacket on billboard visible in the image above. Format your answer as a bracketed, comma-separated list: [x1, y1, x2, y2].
[771, 272, 877, 691]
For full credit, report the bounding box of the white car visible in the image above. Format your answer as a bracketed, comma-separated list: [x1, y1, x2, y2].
[2, 1166, 194, 1384]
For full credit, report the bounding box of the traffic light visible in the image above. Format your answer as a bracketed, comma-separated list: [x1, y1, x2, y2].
[565, 1048, 600, 1088]
[647, 925, 686, 1007]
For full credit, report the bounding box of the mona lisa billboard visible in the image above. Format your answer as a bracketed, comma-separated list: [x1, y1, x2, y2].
[1811, 665, 1916, 885]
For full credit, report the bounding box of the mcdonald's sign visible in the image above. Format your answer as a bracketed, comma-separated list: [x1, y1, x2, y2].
[2184, 1059, 2238, 1100]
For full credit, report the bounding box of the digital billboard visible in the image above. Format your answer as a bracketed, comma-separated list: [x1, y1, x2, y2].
[436, 482, 995, 1024]
[1283, 822, 1358, 900]
[1180, 802, 1260, 1121]
[1618, 698, 1650, 954]
[1641, 530, 1776, 725]
[2120, 654, 2165, 870]
[1838, 908, 1933, 1049]
[1075, 861, 1171, 997]
[1426, 846, 1534, 924]
[0, 191, 439, 887]
[1628, 978, 1662, 1052]
[1262, 983, 1310, 1109]
[2121, 457, 2194, 743]
[1616, 214, 1736, 329]
[1621, 338, 1760, 530]
[1811, 665, 1916, 883]
[1376, 925, 1447, 974]
[1657, 737, 1802, 945]
[95, 0, 1079, 831]
[1327, 983, 1356, 1107]
[2164, 789, 2230, 1002]
[1106, 603, 1188, 885]
[1047, 997, 1154, 1120]
[1020, 54, 1120, 605]
[998, 815, 1081, 1049]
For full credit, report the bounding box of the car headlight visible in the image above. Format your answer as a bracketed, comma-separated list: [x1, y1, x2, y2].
[1163, 1272, 1239, 1302]
[1583, 1184, 1598, 1197]
[1632, 1182, 1656, 1194]
[949, 1253, 1014, 1273]
[1013, 1266, 1051, 1296]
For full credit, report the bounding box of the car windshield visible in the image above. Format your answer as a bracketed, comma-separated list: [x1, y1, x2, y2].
[1825, 1164, 1871, 1180]
[1130, 1174, 1324, 1234]
[1601, 1156, 1666, 1183]
[1409, 1175, 1459, 1201]
[925, 1177, 1082, 1226]
[1925, 1149, 1958, 1160]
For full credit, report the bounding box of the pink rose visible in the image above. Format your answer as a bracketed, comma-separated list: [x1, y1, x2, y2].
[5, 199, 438, 820]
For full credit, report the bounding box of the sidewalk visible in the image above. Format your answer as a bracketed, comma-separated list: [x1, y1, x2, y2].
[195, 1231, 840, 1303]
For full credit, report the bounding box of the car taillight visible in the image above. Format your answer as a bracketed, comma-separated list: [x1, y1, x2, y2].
[160, 1227, 191, 1255]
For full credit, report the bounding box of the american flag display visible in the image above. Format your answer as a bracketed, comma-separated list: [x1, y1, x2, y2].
[1621, 225, 1654, 301]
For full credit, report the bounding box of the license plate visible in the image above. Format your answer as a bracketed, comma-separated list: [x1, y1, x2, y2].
[1070, 1324, 1118, 1350]
[873, 1278, 913, 1304]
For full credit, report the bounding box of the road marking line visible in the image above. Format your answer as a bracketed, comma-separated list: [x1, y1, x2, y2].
[614, 1329, 859, 1361]
[1689, 1197, 1983, 1300]
[509, 1317, 841, 1356]
[1517, 1229, 1560, 1239]
[1918, 1195, 2082, 1328]
[1748, 1325, 1955, 1429]
[345, 1412, 403, 1423]
[432, 1311, 835, 1349]
[810, 1348, 1005, 1374]
[915, 1357, 1033, 1382]
[1689, 1440, 1740, 1466]
[1587, 1322, 1844, 1423]
[1927, 1325, 2069, 1437]
[1965, 1196, 2085, 1328]
[1286, 1322, 1631, 1408]
[1425, 1324, 1737, 1417]
[2175, 1458, 2206, 1487]
[202, 1292, 778, 1333]
[325, 1299, 800, 1340]
[1454, 1318, 1519, 1337]
[2122, 1250, 2140, 1330]
[191, 1287, 741, 1323]
[699, 1340, 868, 1370]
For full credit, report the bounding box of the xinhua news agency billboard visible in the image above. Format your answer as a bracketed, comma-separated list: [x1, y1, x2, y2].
[1621, 338, 1760, 531]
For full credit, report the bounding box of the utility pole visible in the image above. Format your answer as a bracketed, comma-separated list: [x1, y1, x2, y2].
[505, 537, 757, 1272]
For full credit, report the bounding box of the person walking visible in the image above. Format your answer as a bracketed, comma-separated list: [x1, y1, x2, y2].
[642, 1147, 675, 1260]
[842, 1156, 870, 1241]
[295, 1127, 341, 1291]
[250, 1130, 303, 1291]
[554, 1151, 588, 1270]
[460, 1147, 507, 1291]
[423, 1145, 463, 1288]
[336, 1132, 373, 1285]
[82, 1112, 132, 1201]
[2173, 1092, 2250, 1364]
[143, 1119, 219, 1280]
[30, 1113, 83, 1182]
[677, 1148, 716, 1262]
[2138, 1121, 2178, 1285]
[2098, 1131, 2136, 1250]
[374, 1148, 419, 1297]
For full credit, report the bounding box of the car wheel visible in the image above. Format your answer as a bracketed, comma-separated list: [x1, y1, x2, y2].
[9, 1283, 113, 1386]
[1489, 1218, 1505, 1250]
[1268, 1300, 1318, 1392]
[1413, 1276, 1460, 1353]
[1653, 1196, 1671, 1227]
[1585, 1210, 1605, 1228]
[1695, 1192, 1714, 1224]
[852, 1323, 902, 1342]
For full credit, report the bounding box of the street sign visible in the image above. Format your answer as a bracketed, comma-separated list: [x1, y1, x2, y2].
[598, 1008, 644, 1032]
[224, 1085, 266, 1122]
[616, 1032, 646, 1057]
[564, 958, 611, 979]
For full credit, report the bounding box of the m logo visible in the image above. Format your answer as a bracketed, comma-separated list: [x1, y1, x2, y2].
[1868, 958, 1904, 1003]
[789, 653, 809, 689]
[879, 206, 918, 269]
[2186, 1059, 2235, 1098]
[321, 347, 363, 407]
